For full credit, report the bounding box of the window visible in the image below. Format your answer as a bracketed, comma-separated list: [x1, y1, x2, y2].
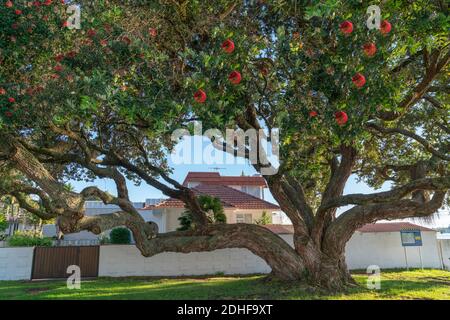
[236, 214, 253, 224]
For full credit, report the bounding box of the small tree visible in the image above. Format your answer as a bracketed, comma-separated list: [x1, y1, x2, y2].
[178, 195, 226, 231]
[110, 227, 131, 244]
[0, 214, 8, 233]
[255, 211, 271, 225]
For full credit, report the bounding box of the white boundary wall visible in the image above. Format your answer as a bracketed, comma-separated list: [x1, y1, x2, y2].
[438, 239, 450, 270]
[0, 247, 34, 280]
[99, 245, 271, 277]
[345, 231, 442, 270]
[99, 232, 443, 278]
[0, 231, 445, 280]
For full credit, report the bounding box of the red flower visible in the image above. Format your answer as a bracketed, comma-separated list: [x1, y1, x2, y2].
[259, 66, 268, 76]
[335, 111, 348, 126]
[33, 1, 40, 6]
[309, 111, 318, 117]
[193, 89, 207, 103]
[54, 64, 63, 72]
[122, 36, 131, 45]
[43, 0, 52, 5]
[62, 21, 69, 28]
[15, 9, 21, 15]
[8, 97, 15, 103]
[352, 73, 366, 88]
[87, 29, 97, 37]
[380, 20, 392, 34]
[0, 88, 6, 95]
[339, 21, 353, 34]
[221, 39, 235, 54]
[66, 51, 77, 58]
[5, 1, 13, 8]
[228, 71, 242, 85]
[55, 54, 64, 62]
[4, 111, 13, 117]
[100, 39, 108, 46]
[149, 28, 157, 37]
[363, 43, 377, 57]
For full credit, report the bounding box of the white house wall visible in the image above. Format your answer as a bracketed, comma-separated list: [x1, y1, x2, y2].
[138, 209, 166, 233]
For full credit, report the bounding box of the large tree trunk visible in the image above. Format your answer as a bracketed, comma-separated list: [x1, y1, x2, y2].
[292, 233, 355, 290]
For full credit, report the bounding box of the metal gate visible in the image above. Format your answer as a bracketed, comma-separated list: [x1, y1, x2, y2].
[31, 246, 100, 280]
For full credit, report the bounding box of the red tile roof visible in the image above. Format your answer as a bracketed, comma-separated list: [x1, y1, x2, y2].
[357, 222, 435, 233]
[263, 224, 294, 234]
[183, 172, 267, 187]
[143, 184, 279, 210]
[262, 222, 435, 235]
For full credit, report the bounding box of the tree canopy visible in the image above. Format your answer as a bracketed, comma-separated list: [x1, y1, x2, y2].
[0, 0, 448, 290]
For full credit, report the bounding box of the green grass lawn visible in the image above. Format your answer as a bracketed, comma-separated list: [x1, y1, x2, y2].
[0, 269, 449, 300]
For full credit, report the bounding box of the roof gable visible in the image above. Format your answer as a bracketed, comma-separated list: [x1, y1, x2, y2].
[143, 184, 279, 210]
[357, 222, 435, 233]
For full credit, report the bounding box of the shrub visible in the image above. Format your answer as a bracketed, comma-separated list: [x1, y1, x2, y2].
[255, 211, 272, 225]
[178, 195, 226, 231]
[99, 233, 111, 245]
[0, 214, 8, 233]
[110, 227, 131, 244]
[7, 231, 53, 247]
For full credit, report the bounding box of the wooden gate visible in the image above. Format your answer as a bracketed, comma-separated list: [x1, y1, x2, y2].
[31, 246, 100, 280]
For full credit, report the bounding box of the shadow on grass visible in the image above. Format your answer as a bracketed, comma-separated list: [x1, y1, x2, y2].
[1, 270, 449, 300]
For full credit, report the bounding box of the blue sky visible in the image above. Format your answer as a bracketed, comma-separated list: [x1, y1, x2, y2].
[69, 136, 450, 228]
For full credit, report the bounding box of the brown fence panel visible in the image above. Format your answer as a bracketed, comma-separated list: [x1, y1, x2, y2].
[32, 246, 99, 280]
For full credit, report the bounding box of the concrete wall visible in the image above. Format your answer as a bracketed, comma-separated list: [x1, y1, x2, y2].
[345, 231, 442, 270]
[99, 245, 271, 277]
[0, 231, 444, 281]
[438, 239, 450, 270]
[0, 247, 34, 280]
[99, 231, 444, 278]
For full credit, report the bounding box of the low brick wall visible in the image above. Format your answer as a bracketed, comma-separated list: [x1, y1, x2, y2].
[0, 247, 34, 281]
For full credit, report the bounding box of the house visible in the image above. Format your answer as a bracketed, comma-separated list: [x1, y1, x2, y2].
[141, 174, 280, 232]
[0, 201, 41, 237]
[42, 199, 162, 241]
[43, 172, 280, 238]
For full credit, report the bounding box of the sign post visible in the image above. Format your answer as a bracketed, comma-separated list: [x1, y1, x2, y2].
[400, 230, 423, 270]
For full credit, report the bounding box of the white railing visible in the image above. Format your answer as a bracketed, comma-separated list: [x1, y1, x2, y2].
[53, 239, 100, 246]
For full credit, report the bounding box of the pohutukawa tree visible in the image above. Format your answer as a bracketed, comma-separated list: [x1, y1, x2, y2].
[0, 1, 448, 290]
